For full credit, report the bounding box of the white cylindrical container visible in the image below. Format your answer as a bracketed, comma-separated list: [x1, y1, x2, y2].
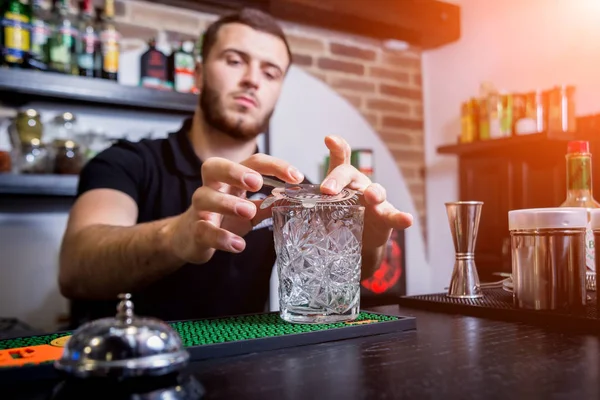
[508, 207, 587, 312]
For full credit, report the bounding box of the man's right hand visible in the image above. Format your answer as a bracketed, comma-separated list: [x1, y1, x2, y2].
[164, 154, 304, 265]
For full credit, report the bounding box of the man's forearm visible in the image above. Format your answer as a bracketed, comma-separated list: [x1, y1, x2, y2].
[59, 218, 184, 300]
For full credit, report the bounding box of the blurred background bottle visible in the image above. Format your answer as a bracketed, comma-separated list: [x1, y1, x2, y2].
[76, 0, 99, 77]
[49, 0, 78, 74]
[2, 0, 31, 68]
[30, 0, 51, 69]
[100, 0, 119, 81]
[559, 140, 599, 289]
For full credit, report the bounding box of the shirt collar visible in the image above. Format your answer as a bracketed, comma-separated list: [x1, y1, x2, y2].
[168, 118, 261, 178]
[168, 118, 202, 178]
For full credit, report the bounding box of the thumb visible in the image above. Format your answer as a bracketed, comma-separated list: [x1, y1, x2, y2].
[250, 199, 273, 227]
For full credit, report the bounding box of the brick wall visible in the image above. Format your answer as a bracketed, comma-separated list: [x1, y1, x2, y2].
[114, 0, 426, 231]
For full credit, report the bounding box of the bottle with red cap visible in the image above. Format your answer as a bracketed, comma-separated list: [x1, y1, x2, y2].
[560, 140, 600, 288]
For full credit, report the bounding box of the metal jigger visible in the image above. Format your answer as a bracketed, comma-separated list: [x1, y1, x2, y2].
[445, 201, 484, 299]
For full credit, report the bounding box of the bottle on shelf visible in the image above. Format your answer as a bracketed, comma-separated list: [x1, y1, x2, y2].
[76, 0, 98, 77]
[559, 140, 600, 288]
[100, 0, 119, 81]
[29, 0, 51, 70]
[0, 0, 3, 66]
[194, 34, 203, 63]
[139, 37, 169, 90]
[2, 0, 31, 68]
[351, 149, 374, 181]
[92, 6, 102, 77]
[49, 0, 78, 75]
[168, 40, 195, 93]
[0, 123, 12, 173]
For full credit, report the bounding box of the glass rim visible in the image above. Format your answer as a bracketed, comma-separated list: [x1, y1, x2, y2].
[272, 204, 365, 211]
[445, 201, 483, 206]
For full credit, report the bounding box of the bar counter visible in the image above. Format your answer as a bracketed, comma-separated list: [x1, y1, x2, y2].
[5, 303, 600, 399]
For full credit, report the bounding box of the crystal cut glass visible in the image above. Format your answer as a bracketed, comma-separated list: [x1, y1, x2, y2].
[271, 185, 365, 324]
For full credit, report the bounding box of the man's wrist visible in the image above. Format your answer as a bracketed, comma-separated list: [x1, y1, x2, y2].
[158, 216, 186, 268]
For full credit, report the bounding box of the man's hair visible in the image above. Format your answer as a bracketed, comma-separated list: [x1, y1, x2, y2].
[201, 8, 292, 68]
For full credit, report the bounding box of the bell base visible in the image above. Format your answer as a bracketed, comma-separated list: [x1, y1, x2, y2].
[54, 351, 189, 379]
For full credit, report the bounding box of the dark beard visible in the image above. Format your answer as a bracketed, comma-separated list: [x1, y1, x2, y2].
[199, 83, 272, 141]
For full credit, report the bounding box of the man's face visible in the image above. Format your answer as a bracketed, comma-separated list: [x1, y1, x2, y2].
[198, 23, 290, 141]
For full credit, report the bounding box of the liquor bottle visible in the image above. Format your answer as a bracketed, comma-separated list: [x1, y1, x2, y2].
[76, 0, 98, 77]
[92, 6, 102, 77]
[194, 34, 202, 62]
[190, 34, 203, 94]
[168, 40, 195, 93]
[49, 0, 78, 74]
[100, 0, 118, 81]
[559, 140, 600, 284]
[29, 0, 50, 69]
[0, 0, 4, 66]
[351, 149, 374, 181]
[2, 0, 31, 67]
[140, 38, 168, 89]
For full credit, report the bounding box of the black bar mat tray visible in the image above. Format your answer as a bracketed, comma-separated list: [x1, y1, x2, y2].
[398, 288, 599, 332]
[0, 311, 415, 383]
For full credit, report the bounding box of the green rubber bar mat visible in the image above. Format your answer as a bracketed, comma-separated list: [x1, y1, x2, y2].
[0, 311, 415, 382]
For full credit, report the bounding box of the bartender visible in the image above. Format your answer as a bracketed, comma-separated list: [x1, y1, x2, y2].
[58, 8, 413, 327]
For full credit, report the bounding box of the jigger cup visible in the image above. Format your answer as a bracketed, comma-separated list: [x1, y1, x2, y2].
[445, 201, 484, 299]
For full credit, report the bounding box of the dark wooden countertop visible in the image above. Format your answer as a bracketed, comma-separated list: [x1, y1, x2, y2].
[6, 304, 600, 399]
[188, 304, 600, 399]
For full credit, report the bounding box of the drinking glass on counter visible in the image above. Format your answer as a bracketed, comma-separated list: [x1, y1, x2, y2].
[270, 184, 365, 324]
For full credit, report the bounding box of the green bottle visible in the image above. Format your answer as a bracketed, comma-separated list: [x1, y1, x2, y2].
[49, 0, 77, 74]
[2, 0, 31, 67]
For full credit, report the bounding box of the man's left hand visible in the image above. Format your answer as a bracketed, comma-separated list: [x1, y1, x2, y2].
[320, 135, 413, 251]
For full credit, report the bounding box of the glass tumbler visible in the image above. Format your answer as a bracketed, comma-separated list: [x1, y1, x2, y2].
[269, 184, 365, 324]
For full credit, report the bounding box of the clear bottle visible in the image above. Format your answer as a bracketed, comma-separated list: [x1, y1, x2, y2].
[30, 0, 51, 69]
[560, 140, 600, 289]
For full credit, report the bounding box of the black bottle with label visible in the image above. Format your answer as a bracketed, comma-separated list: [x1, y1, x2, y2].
[140, 38, 169, 90]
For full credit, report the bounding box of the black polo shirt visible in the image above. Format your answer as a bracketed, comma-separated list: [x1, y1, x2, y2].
[69, 118, 277, 326]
